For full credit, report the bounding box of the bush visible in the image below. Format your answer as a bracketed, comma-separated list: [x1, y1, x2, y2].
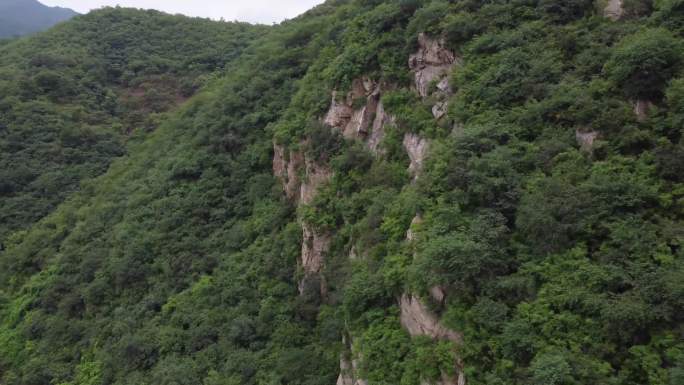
[605, 28, 682, 100]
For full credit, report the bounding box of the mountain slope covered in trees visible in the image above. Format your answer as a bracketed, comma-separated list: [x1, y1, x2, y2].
[1, 1, 683, 385]
[0, 0, 77, 38]
[0, 8, 264, 243]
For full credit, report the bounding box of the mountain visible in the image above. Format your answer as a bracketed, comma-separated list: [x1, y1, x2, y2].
[1, 1, 684, 385]
[0, 0, 78, 38]
[0, 0, 77, 38]
[0, 8, 264, 243]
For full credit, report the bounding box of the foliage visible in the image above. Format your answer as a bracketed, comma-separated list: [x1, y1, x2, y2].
[1, 1, 684, 385]
[0, 8, 264, 243]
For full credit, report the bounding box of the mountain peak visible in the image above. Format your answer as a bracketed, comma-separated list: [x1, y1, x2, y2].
[0, 0, 78, 38]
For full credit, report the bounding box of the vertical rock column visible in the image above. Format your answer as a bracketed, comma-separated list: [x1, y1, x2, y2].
[273, 142, 332, 297]
[603, 0, 624, 21]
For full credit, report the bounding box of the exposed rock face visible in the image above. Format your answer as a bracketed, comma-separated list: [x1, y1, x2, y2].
[324, 77, 382, 142]
[432, 101, 449, 120]
[300, 223, 330, 277]
[324, 77, 392, 155]
[368, 101, 393, 154]
[336, 356, 368, 385]
[337, 336, 369, 385]
[400, 294, 466, 385]
[399, 294, 462, 343]
[273, 141, 333, 296]
[422, 373, 466, 385]
[337, 358, 354, 385]
[403, 213, 464, 385]
[634, 99, 653, 122]
[403, 133, 430, 179]
[297, 155, 332, 296]
[273, 143, 305, 202]
[430, 285, 447, 305]
[406, 214, 423, 242]
[325, 90, 355, 129]
[300, 156, 333, 205]
[604, 0, 624, 21]
[409, 33, 458, 98]
[575, 129, 599, 152]
[273, 142, 331, 205]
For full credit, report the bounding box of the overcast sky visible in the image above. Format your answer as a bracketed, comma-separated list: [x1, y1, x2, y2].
[40, 0, 325, 24]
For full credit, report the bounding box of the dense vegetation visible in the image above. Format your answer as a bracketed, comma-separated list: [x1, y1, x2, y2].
[0, 0, 77, 38]
[0, 8, 263, 242]
[1, 1, 683, 385]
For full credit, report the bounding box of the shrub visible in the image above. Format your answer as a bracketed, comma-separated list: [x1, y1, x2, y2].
[605, 28, 682, 100]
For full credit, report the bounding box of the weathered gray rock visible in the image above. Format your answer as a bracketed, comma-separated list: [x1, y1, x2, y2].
[273, 143, 305, 202]
[422, 372, 466, 385]
[273, 142, 332, 205]
[324, 77, 380, 140]
[274, 142, 333, 296]
[432, 101, 449, 120]
[399, 294, 462, 343]
[403, 212, 464, 385]
[300, 156, 332, 205]
[337, 357, 354, 385]
[409, 33, 458, 98]
[300, 223, 329, 275]
[324, 77, 395, 156]
[403, 133, 430, 179]
[336, 358, 368, 385]
[604, 0, 624, 21]
[400, 294, 466, 385]
[575, 129, 599, 152]
[406, 214, 423, 242]
[430, 285, 447, 305]
[299, 222, 331, 295]
[336, 336, 369, 385]
[634, 99, 653, 122]
[367, 100, 392, 154]
[325, 91, 355, 129]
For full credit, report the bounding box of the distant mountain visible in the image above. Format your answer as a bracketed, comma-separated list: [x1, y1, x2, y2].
[0, 0, 77, 38]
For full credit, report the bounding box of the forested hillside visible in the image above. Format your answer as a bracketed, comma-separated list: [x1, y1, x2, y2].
[1, 1, 683, 385]
[0, 8, 264, 243]
[0, 0, 77, 38]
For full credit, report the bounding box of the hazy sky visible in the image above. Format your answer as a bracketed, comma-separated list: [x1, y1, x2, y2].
[40, 0, 325, 24]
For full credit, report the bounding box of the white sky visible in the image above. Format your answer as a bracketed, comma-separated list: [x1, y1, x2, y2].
[39, 0, 325, 24]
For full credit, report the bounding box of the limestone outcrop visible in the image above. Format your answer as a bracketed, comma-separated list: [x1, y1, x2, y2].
[368, 100, 393, 154]
[273, 142, 332, 205]
[633, 99, 653, 122]
[273, 143, 305, 202]
[604, 0, 624, 21]
[324, 77, 392, 155]
[421, 373, 466, 385]
[324, 78, 381, 140]
[406, 214, 423, 242]
[403, 213, 465, 385]
[273, 141, 333, 296]
[575, 129, 599, 152]
[400, 294, 466, 385]
[399, 294, 462, 343]
[300, 155, 332, 205]
[336, 336, 368, 385]
[336, 354, 368, 385]
[409, 33, 458, 98]
[298, 222, 331, 294]
[403, 133, 430, 179]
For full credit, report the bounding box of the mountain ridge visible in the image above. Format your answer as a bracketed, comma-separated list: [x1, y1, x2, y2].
[1, 1, 683, 385]
[0, 0, 78, 38]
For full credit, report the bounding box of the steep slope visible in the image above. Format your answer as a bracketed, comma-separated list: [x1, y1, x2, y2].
[0, 2, 342, 384]
[0, 0, 77, 38]
[1, 1, 684, 385]
[0, 8, 264, 243]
